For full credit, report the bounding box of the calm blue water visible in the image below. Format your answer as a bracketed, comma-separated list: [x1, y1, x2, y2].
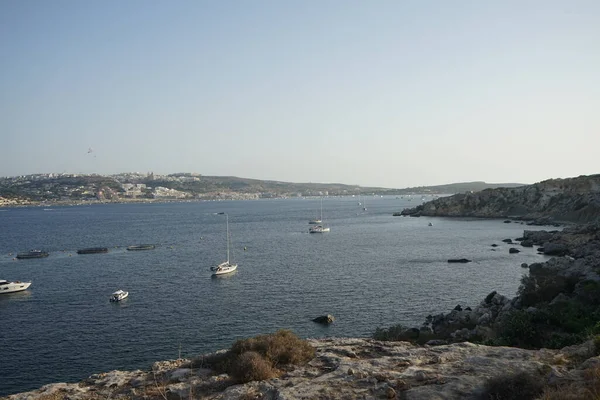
[0, 197, 552, 395]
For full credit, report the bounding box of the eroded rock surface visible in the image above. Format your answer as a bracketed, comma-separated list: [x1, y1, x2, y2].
[5, 338, 597, 400]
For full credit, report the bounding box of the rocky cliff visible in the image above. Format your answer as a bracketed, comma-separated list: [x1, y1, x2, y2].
[398, 174, 600, 223]
[4, 338, 599, 400]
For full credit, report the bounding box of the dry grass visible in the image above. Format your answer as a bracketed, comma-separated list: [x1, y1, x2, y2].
[203, 329, 316, 383]
[230, 351, 278, 383]
[537, 365, 600, 400]
[479, 370, 545, 400]
[230, 329, 315, 367]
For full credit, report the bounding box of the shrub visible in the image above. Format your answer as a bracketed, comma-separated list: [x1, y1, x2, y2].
[518, 273, 579, 307]
[202, 329, 316, 383]
[229, 351, 277, 383]
[479, 370, 545, 400]
[230, 329, 315, 368]
[594, 335, 600, 356]
[497, 311, 539, 348]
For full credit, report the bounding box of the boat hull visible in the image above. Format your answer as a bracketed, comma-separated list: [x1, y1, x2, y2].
[77, 247, 109, 254]
[16, 251, 49, 259]
[0, 281, 32, 294]
[213, 264, 237, 275]
[126, 244, 155, 251]
[110, 291, 129, 302]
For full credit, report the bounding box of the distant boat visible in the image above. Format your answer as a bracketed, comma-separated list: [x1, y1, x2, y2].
[77, 247, 109, 254]
[16, 250, 49, 259]
[309, 197, 323, 224]
[109, 289, 128, 302]
[126, 244, 155, 251]
[309, 225, 330, 233]
[0, 279, 32, 294]
[309, 199, 330, 233]
[363, 196, 367, 211]
[211, 213, 237, 275]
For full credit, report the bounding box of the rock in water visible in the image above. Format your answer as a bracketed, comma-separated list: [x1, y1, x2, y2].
[448, 258, 472, 263]
[509, 248, 521, 254]
[313, 314, 335, 324]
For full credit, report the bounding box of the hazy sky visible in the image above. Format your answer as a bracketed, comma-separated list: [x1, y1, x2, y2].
[1, 1, 598, 188]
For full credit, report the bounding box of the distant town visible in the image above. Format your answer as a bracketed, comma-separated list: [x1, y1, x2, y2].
[0, 172, 524, 207]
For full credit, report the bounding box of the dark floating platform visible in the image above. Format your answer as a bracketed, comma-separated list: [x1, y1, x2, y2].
[126, 244, 156, 251]
[77, 247, 109, 255]
[16, 250, 49, 259]
[447, 258, 472, 263]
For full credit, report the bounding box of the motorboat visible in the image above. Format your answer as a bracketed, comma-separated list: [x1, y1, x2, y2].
[16, 250, 49, 259]
[77, 247, 109, 254]
[126, 244, 155, 251]
[308, 218, 322, 225]
[0, 279, 32, 294]
[309, 225, 330, 233]
[109, 290, 128, 302]
[211, 213, 238, 276]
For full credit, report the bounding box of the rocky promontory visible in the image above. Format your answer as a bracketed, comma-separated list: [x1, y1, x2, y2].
[398, 174, 600, 224]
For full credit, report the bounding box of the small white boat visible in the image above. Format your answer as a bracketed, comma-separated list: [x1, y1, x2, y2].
[110, 289, 128, 302]
[212, 261, 238, 275]
[211, 213, 238, 276]
[308, 197, 330, 233]
[0, 279, 32, 294]
[309, 225, 330, 233]
[309, 197, 324, 224]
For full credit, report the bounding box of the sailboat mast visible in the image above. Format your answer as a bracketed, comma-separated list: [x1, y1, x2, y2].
[320, 197, 323, 221]
[226, 213, 230, 263]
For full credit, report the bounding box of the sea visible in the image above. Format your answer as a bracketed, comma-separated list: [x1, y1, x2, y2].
[0, 196, 554, 395]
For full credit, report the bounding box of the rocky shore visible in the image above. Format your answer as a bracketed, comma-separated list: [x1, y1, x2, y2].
[4, 337, 598, 400]
[397, 174, 600, 224]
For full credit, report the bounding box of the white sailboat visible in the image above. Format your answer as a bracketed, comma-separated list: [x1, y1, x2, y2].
[309, 198, 330, 233]
[212, 212, 238, 275]
[309, 197, 323, 224]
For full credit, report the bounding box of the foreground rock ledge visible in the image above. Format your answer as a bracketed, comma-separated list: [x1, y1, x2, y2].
[4, 338, 596, 400]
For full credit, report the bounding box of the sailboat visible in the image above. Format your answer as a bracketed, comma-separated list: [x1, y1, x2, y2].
[211, 212, 238, 275]
[309, 197, 323, 224]
[309, 198, 330, 233]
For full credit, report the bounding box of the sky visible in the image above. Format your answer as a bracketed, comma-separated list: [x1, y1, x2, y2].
[1, 1, 598, 188]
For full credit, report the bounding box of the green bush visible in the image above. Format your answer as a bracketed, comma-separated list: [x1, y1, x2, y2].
[497, 311, 539, 348]
[479, 370, 546, 400]
[518, 273, 578, 307]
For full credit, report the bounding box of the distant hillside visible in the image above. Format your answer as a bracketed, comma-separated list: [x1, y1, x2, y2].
[393, 181, 525, 195]
[0, 173, 531, 204]
[399, 174, 600, 223]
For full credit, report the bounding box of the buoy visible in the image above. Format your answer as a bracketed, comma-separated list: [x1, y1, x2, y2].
[200, 236, 203, 240]
[244, 246, 247, 251]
